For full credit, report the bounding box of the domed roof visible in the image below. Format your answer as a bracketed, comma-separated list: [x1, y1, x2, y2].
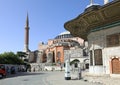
[85, 3, 101, 12]
[58, 31, 70, 35]
[55, 31, 73, 39]
[86, 3, 100, 8]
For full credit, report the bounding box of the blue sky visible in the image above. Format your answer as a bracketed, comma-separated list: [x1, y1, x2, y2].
[0, 0, 106, 53]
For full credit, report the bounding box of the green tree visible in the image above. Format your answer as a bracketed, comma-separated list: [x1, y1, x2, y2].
[17, 51, 27, 59]
[0, 52, 24, 64]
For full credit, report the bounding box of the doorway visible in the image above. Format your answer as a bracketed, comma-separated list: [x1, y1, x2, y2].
[111, 58, 120, 74]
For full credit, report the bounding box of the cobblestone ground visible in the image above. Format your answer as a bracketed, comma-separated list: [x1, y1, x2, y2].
[0, 71, 102, 85]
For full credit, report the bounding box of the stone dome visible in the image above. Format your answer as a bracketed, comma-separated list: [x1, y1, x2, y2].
[85, 3, 101, 12]
[55, 31, 73, 39]
[59, 31, 70, 35]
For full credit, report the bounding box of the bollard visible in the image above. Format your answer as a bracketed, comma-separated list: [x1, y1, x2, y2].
[65, 60, 71, 80]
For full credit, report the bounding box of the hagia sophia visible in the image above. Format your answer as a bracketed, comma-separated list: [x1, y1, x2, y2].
[37, 31, 89, 69]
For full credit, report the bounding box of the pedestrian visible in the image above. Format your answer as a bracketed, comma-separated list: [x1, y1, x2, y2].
[6, 66, 10, 75]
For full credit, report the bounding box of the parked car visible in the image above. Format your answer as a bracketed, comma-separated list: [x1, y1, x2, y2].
[0, 64, 6, 78]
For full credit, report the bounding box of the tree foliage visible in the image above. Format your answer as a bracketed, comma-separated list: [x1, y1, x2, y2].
[17, 51, 27, 59]
[0, 52, 24, 64]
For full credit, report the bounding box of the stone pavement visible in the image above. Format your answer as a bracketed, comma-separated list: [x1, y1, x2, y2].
[2, 70, 120, 85]
[45, 71, 102, 85]
[45, 71, 120, 85]
[83, 71, 120, 85]
[84, 75, 120, 85]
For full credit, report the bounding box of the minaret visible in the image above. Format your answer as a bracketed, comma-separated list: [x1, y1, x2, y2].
[23, 13, 30, 52]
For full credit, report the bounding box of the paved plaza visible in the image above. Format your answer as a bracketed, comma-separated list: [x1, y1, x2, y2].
[45, 71, 102, 85]
[0, 71, 120, 85]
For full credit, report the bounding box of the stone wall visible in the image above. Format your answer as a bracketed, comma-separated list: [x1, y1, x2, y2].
[64, 48, 83, 62]
[64, 48, 89, 70]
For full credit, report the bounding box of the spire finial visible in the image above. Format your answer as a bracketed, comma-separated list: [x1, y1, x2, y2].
[104, 0, 109, 4]
[90, 0, 94, 5]
[26, 12, 29, 27]
[86, 0, 100, 9]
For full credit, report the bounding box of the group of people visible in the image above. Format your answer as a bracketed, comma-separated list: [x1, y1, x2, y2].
[6, 65, 27, 75]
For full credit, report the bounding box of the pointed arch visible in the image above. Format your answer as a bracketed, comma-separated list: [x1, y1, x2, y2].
[111, 57, 120, 74]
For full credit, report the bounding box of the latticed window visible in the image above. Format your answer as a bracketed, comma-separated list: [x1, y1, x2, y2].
[107, 33, 120, 47]
[94, 49, 103, 65]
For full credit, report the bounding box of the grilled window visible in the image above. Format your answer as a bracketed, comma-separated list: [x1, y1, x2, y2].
[107, 33, 120, 47]
[94, 49, 103, 65]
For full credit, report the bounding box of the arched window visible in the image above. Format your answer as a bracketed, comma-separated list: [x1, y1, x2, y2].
[111, 58, 120, 74]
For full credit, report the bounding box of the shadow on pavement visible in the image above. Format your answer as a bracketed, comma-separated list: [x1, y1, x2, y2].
[5, 72, 47, 79]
